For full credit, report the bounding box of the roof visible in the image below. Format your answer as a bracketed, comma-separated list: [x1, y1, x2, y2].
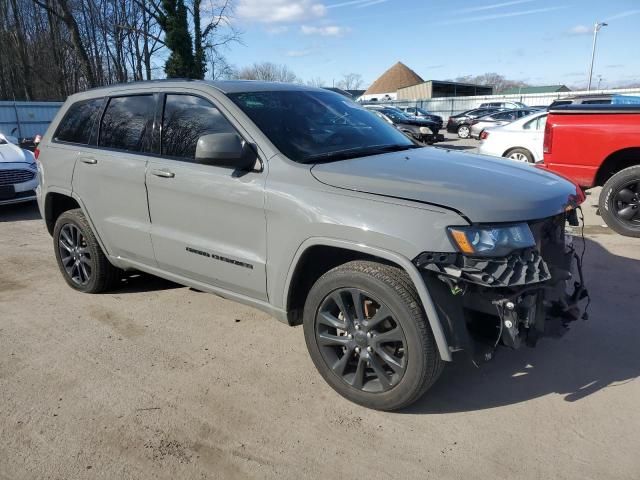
[500, 85, 571, 95]
[364, 62, 424, 95]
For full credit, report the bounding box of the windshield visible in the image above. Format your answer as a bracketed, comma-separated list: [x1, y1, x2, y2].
[228, 90, 414, 163]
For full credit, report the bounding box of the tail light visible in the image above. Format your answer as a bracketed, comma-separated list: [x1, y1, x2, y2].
[480, 131, 489, 140]
[543, 121, 553, 154]
[34, 147, 40, 160]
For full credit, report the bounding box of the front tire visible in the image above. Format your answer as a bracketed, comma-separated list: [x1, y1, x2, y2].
[53, 208, 120, 293]
[303, 261, 443, 411]
[599, 166, 640, 237]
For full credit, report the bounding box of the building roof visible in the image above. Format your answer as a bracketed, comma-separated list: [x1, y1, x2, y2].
[364, 62, 424, 95]
[500, 85, 571, 95]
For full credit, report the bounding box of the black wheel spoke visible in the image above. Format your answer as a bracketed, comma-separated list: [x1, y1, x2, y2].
[616, 188, 636, 203]
[318, 332, 350, 347]
[617, 205, 638, 221]
[350, 289, 365, 322]
[331, 291, 353, 327]
[368, 354, 392, 389]
[318, 311, 345, 330]
[374, 348, 404, 374]
[332, 347, 354, 375]
[351, 357, 366, 389]
[373, 326, 403, 344]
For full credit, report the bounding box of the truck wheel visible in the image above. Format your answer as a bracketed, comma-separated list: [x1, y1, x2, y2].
[53, 208, 121, 293]
[504, 148, 534, 163]
[457, 124, 470, 139]
[303, 261, 443, 411]
[599, 166, 640, 237]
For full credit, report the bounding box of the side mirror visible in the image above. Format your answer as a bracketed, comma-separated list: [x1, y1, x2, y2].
[195, 133, 258, 170]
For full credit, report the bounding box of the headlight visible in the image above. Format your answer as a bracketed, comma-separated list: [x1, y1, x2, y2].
[419, 126, 431, 134]
[447, 223, 535, 256]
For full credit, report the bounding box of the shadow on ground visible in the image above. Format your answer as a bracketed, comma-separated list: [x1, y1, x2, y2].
[114, 272, 181, 294]
[0, 201, 41, 222]
[404, 237, 640, 414]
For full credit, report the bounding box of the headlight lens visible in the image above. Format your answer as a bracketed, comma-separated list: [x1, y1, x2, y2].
[448, 223, 535, 256]
[419, 126, 431, 134]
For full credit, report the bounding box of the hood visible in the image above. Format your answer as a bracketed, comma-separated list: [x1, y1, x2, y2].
[310, 147, 579, 223]
[0, 142, 33, 164]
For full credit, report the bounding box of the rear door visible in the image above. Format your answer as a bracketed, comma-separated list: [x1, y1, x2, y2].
[73, 94, 156, 264]
[522, 113, 548, 161]
[145, 93, 267, 300]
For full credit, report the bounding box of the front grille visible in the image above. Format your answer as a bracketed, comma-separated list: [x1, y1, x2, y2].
[0, 169, 35, 186]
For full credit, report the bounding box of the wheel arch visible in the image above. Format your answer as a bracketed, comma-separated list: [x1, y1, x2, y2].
[502, 146, 533, 159]
[283, 238, 453, 361]
[44, 190, 81, 235]
[594, 147, 640, 186]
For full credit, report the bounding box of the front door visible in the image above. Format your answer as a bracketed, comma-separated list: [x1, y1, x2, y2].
[145, 93, 267, 301]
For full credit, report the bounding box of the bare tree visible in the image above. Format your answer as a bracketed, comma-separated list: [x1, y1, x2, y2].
[452, 73, 529, 93]
[336, 73, 363, 90]
[306, 77, 326, 88]
[235, 62, 298, 83]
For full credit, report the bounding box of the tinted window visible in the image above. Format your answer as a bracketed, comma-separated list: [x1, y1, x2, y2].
[229, 90, 413, 163]
[54, 98, 103, 144]
[550, 100, 571, 107]
[161, 94, 235, 159]
[523, 114, 547, 130]
[493, 111, 515, 120]
[99, 95, 154, 152]
[582, 99, 611, 105]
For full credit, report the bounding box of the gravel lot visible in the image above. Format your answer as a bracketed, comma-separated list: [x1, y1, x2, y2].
[1, 150, 639, 479]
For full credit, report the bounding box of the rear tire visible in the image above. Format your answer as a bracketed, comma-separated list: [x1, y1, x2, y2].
[457, 124, 470, 139]
[53, 208, 121, 293]
[303, 260, 443, 411]
[599, 166, 640, 237]
[504, 147, 534, 163]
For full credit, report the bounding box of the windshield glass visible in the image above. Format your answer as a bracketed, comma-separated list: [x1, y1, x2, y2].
[228, 90, 414, 163]
[380, 108, 409, 122]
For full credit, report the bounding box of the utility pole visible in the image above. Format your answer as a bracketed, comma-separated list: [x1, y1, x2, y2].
[587, 21, 608, 91]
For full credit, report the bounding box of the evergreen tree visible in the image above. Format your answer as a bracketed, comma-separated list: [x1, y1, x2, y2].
[161, 0, 195, 78]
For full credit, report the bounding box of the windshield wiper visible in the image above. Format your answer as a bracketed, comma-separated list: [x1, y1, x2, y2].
[301, 143, 420, 164]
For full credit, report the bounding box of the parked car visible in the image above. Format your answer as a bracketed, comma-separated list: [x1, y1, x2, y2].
[0, 133, 38, 206]
[368, 107, 444, 144]
[36, 80, 587, 411]
[477, 110, 548, 163]
[446, 107, 505, 138]
[479, 101, 528, 109]
[395, 106, 443, 130]
[469, 108, 540, 139]
[541, 103, 640, 237]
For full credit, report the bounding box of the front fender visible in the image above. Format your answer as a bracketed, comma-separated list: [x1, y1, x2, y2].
[283, 237, 453, 362]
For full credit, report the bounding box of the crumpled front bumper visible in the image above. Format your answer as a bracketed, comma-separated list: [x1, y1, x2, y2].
[414, 213, 589, 364]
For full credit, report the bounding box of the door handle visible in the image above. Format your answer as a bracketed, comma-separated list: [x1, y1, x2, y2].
[150, 168, 175, 178]
[80, 157, 97, 165]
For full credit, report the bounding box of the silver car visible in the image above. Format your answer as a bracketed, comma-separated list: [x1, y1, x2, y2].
[470, 108, 540, 139]
[0, 133, 38, 205]
[36, 80, 587, 410]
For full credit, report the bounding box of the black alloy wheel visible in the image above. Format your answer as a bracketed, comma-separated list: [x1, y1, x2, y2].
[58, 223, 93, 286]
[599, 166, 640, 238]
[315, 288, 407, 393]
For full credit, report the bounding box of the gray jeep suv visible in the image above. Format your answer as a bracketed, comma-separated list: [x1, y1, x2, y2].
[36, 80, 587, 410]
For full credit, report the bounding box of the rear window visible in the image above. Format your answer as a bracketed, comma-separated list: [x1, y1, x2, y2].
[581, 99, 611, 105]
[99, 95, 155, 152]
[54, 98, 103, 144]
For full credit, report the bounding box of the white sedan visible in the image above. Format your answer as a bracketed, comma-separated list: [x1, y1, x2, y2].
[0, 133, 38, 205]
[477, 111, 547, 163]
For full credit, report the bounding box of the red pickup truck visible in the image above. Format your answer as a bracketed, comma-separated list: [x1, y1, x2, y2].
[542, 104, 640, 237]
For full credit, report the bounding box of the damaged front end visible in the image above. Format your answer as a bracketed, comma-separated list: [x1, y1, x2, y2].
[415, 211, 589, 365]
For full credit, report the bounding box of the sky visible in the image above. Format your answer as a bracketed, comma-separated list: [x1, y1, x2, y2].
[226, 0, 640, 89]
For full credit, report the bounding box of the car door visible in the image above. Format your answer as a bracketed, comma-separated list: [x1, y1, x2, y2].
[73, 94, 156, 264]
[145, 93, 267, 301]
[522, 114, 547, 161]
